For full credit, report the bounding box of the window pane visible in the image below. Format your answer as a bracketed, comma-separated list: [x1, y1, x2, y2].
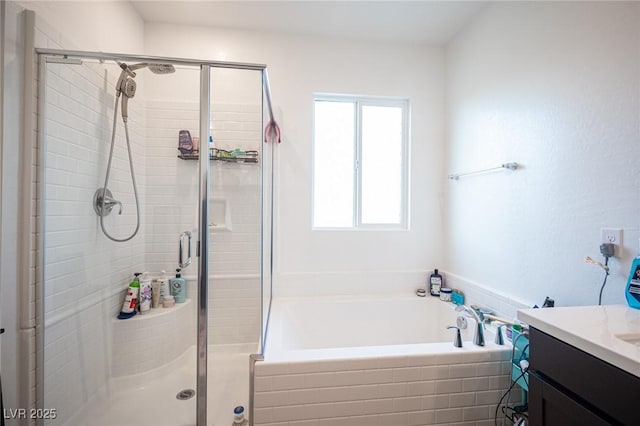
[313, 101, 355, 227]
[361, 105, 403, 224]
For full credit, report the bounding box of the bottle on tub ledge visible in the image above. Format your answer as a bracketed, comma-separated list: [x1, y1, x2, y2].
[429, 268, 444, 297]
[232, 406, 249, 426]
[118, 272, 141, 319]
[170, 268, 186, 303]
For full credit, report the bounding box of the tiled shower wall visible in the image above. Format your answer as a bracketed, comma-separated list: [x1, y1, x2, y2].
[42, 58, 146, 422]
[144, 100, 263, 346]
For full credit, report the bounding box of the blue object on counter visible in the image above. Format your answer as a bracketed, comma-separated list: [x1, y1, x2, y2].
[625, 257, 640, 309]
[451, 290, 465, 305]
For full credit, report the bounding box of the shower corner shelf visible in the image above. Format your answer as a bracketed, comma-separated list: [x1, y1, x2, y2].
[178, 150, 259, 164]
[112, 298, 192, 324]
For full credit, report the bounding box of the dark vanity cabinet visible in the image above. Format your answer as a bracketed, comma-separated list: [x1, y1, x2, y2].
[528, 327, 640, 426]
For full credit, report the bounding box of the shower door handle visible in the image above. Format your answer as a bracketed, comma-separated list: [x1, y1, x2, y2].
[179, 231, 192, 268]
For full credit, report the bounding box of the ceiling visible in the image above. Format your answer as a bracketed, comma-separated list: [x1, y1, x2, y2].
[131, 1, 488, 44]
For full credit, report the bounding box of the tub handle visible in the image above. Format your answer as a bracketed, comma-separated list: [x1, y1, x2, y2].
[495, 324, 506, 345]
[447, 325, 463, 348]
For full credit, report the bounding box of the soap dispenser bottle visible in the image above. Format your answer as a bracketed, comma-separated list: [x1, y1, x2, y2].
[170, 268, 186, 303]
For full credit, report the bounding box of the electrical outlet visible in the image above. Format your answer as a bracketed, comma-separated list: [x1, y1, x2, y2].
[601, 228, 622, 245]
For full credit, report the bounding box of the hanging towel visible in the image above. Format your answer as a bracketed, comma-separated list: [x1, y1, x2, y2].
[264, 119, 281, 143]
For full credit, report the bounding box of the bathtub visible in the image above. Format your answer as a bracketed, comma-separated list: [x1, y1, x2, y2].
[254, 295, 517, 426]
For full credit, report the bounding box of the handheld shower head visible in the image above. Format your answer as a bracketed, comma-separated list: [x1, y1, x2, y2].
[120, 78, 137, 122]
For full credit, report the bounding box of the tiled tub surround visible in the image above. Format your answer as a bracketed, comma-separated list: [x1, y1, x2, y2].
[254, 296, 514, 425]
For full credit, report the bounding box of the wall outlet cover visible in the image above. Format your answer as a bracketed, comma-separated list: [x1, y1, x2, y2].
[601, 228, 622, 246]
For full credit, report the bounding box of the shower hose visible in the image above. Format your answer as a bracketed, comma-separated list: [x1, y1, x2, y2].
[99, 91, 141, 242]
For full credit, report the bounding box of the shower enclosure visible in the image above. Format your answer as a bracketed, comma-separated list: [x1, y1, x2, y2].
[35, 49, 275, 426]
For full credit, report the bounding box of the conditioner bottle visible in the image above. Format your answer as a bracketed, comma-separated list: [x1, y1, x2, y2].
[170, 268, 186, 303]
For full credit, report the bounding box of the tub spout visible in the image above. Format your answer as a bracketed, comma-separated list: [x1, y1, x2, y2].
[455, 305, 485, 346]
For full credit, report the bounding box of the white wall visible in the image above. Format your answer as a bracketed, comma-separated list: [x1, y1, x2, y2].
[1, 1, 26, 419]
[18, 0, 144, 54]
[145, 24, 446, 295]
[444, 1, 640, 308]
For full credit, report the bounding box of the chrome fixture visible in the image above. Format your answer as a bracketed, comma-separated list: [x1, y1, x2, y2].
[179, 231, 192, 269]
[447, 325, 463, 348]
[455, 305, 485, 346]
[176, 389, 195, 401]
[97, 61, 175, 242]
[495, 324, 506, 345]
[115, 62, 175, 122]
[448, 162, 518, 180]
[93, 188, 122, 216]
[456, 315, 468, 330]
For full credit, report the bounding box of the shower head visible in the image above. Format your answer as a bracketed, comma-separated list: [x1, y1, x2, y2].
[128, 62, 176, 74]
[115, 61, 175, 93]
[148, 63, 175, 74]
[120, 77, 136, 122]
[121, 78, 137, 98]
[114, 61, 175, 122]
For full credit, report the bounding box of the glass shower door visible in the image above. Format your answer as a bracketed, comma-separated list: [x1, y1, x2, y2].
[205, 67, 266, 426]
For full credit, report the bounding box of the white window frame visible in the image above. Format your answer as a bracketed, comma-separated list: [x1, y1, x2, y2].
[312, 93, 410, 230]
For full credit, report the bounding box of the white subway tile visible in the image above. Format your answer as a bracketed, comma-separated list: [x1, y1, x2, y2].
[463, 405, 491, 421]
[407, 410, 435, 426]
[435, 378, 463, 394]
[393, 396, 422, 412]
[462, 377, 490, 392]
[434, 407, 464, 423]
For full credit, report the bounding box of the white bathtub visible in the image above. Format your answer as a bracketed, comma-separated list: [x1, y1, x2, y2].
[265, 294, 498, 361]
[255, 295, 515, 426]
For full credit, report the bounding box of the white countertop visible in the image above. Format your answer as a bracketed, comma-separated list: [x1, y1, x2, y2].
[518, 305, 640, 378]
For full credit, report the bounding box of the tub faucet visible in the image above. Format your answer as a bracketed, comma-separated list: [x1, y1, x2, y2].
[455, 305, 485, 346]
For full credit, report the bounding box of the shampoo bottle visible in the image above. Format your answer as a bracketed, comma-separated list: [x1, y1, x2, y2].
[625, 257, 640, 309]
[158, 270, 170, 303]
[429, 269, 443, 297]
[118, 273, 141, 319]
[151, 279, 160, 308]
[139, 272, 152, 314]
[170, 268, 186, 303]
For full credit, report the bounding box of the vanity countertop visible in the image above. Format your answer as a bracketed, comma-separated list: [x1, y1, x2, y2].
[518, 305, 640, 378]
